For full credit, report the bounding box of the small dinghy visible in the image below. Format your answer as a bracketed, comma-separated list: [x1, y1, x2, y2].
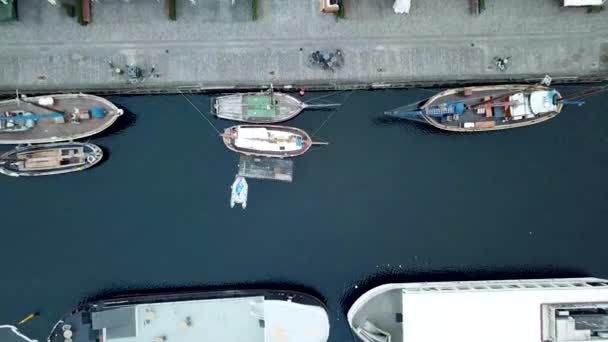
[0, 142, 103, 177]
[222, 125, 320, 158]
[230, 176, 248, 209]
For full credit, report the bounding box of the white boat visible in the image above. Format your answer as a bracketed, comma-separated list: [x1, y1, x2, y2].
[348, 277, 608, 342]
[48, 289, 330, 342]
[230, 176, 248, 209]
[222, 125, 316, 158]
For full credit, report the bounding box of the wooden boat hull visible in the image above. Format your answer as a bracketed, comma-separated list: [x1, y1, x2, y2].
[0, 93, 123, 144]
[213, 92, 304, 123]
[222, 125, 312, 158]
[0, 142, 103, 177]
[420, 85, 563, 132]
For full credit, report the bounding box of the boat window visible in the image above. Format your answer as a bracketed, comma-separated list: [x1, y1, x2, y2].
[395, 313, 403, 323]
[62, 150, 70, 156]
[542, 303, 608, 341]
[587, 282, 608, 287]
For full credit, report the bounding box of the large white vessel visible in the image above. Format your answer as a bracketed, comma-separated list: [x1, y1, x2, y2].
[48, 289, 330, 342]
[348, 277, 608, 342]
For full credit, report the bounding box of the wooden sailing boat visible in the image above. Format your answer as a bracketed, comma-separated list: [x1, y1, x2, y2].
[0, 93, 123, 144]
[384, 83, 596, 132]
[0, 142, 103, 177]
[212, 90, 339, 123]
[221, 125, 326, 158]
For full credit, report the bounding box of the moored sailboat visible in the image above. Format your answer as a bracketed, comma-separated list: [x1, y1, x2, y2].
[384, 84, 586, 132]
[0, 93, 123, 144]
[212, 91, 339, 123]
[0, 142, 103, 177]
[222, 125, 321, 158]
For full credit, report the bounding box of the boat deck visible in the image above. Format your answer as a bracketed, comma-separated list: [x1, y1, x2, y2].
[48, 310, 93, 342]
[0, 94, 120, 144]
[0, 142, 102, 176]
[422, 85, 561, 131]
[215, 93, 303, 123]
[48, 290, 330, 342]
[223, 125, 311, 158]
[350, 287, 403, 342]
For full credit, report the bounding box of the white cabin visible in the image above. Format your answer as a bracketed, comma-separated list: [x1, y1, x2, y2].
[349, 278, 608, 342]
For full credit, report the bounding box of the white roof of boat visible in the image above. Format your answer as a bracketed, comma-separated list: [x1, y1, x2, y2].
[509, 92, 530, 117]
[401, 279, 608, 342]
[563, 0, 604, 6]
[92, 296, 329, 342]
[530, 90, 558, 114]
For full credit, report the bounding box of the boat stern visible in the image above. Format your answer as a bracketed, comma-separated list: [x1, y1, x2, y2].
[264, 299, 330, 342]
[84, 144, 104, 166]
[347, 284, 405, 342]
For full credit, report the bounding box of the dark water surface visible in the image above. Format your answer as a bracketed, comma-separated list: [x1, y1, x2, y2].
[1, 88, 607, 342]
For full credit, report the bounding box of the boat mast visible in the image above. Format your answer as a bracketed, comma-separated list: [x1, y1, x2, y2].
[268, 84, 278, 116]
[302, 103, 341, 109]
[555, 85, 608, 106]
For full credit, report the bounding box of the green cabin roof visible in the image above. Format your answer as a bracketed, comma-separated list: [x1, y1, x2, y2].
[244, 94, 278, 118]
[0, 0, 18, 22]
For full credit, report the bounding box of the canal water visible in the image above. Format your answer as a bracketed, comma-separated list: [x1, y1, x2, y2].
[1, 87, 607, 342]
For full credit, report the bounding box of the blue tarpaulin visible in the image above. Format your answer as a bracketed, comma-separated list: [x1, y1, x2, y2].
[90, 107, 106, 119]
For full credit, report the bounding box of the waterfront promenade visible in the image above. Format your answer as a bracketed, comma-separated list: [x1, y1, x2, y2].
[0, 0, 607, 93]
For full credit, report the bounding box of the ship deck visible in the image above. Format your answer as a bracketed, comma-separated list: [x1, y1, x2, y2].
[223, 125, 311, 158]
[349, 287, 403, 342]
[48, 290, 330, 342]
[215, 93, 303, 123]
[422, 85, 561, 131]
[0, 94, 120, 144]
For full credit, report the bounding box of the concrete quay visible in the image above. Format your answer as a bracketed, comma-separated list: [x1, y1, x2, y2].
[0, 0, 607, 94]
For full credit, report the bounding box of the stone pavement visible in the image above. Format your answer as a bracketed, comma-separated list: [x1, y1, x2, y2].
[0, 0, 607, 93]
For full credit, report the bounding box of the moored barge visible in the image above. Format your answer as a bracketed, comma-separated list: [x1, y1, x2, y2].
[47, 289, 330, 342]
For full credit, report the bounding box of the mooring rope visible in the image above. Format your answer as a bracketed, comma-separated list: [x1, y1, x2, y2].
[383, 96, 430, 114]
[177, 90, 221, 135]
[304, 89, 350, 104]
[312, 91, 353, 138]
[0, 325, 38, 342]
